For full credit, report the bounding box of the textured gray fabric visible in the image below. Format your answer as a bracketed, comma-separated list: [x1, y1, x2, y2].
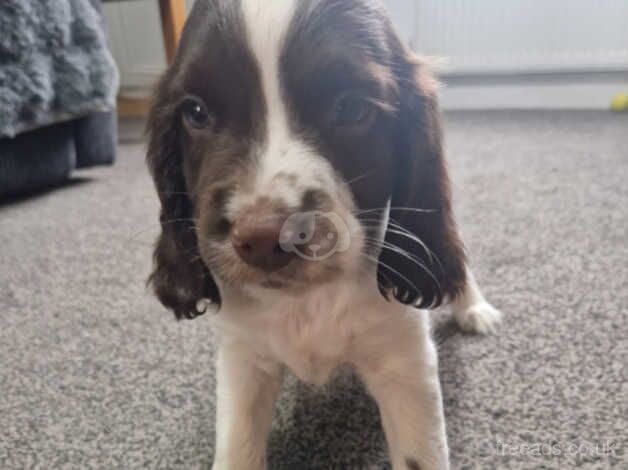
[0, 0, 118, 139]
[0, 111, 626, 469]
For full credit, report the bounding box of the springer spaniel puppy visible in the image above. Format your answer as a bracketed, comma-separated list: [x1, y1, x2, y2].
[146, 1, 502, 469]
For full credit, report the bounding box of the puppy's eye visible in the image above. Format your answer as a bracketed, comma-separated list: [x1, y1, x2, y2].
[182, 97, 212, 129]
[329, 94, 375, 128]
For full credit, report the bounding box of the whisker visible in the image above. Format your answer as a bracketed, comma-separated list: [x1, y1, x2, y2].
[356, 206, 437, 215]
[159, 191, 217, 203]
[360, 252, 421, 298]
[126, 218, 201, 244]
[109, 234, 155, 248]
[358, 219, 440, 268]
[379, 227, 437, 267]
[363, 238, 441, 289]
[188, 255, 203, 265]
[128, 220, 189, 241]
[159, 218, 201, 225]
[344, 171, 375, 189]
[364, 239, 427, 268]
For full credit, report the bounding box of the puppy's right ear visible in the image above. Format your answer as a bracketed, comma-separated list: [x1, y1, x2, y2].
[146, 72, 221, 320]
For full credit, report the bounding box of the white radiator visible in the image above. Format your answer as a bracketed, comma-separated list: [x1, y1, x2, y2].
[409, 0, 628, 75]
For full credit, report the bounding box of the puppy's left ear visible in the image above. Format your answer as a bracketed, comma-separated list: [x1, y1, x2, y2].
[146, 70, 221, 320]
[378, 53, 466, 308]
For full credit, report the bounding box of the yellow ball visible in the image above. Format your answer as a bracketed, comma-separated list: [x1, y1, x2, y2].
[611, 92, 628, 111]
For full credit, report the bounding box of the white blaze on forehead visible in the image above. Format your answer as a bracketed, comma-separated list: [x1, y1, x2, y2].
[239, 0, 333, 207]
[240, 0, 296, 110]
[240, 0, 296, 146]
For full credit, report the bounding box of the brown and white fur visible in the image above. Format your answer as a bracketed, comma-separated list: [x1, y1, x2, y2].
[146, 1, 502, 469]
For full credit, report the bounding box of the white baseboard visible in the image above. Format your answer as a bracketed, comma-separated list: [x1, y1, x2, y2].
[439, 82, 627, 110]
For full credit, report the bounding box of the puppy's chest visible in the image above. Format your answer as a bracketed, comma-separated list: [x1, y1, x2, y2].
[264, 304, 355, 385]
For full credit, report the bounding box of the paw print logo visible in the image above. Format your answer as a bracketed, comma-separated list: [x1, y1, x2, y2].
[279, 212, 350, 261]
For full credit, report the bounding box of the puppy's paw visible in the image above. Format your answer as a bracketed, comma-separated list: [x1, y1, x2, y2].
[454, 302, 502, 335]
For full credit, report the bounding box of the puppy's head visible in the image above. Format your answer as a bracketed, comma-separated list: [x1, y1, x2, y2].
[147, 0, 466, 319]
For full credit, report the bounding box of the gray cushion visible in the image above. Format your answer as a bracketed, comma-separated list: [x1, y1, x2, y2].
[0, 0, 119, 138]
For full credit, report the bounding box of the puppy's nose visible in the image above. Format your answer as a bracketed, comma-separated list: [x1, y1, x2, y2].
[231, 218, 293, 271]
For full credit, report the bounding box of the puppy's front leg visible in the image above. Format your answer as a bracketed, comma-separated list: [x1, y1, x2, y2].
[212, 341, 282, 470]
[354, 312, 449, 470]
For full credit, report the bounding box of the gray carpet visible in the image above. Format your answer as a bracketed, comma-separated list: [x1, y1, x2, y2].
[1, 111, 626, 469]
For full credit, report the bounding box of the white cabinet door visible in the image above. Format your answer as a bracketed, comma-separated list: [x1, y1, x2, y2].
[411, 0, 628, 75]
[103, 1, 169, 94]
[104, 0, 195, 94]
[384, 0, 417, 46]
